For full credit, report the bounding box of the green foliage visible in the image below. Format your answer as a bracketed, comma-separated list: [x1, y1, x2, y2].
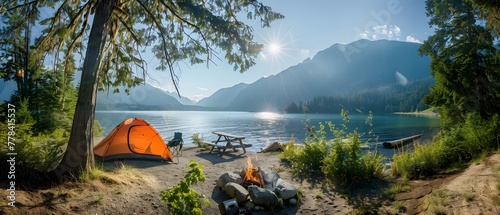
[393, 142, 443, 180]
[382, 183, 411, 200]
[438, 113, 499, 166]
[280, 135, 301, 162]
[0, 129, 66, 177]
[420, 0, 500, 123]
[191, 133, 209, 149]
[160, 160, 209, 215]
[322, 112, 385, 187]
[0, 102, 66, 178]
[393, 113, 500, 179]
[280, 110, 385, 187]
[292, 134, 329, 176]
[93, 120, 105, 137]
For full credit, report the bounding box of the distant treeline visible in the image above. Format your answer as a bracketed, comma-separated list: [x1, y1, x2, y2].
[284, 78, 434, 114]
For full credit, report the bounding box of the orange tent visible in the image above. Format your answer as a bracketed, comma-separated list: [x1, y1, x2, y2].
[94, 118, 173, 161]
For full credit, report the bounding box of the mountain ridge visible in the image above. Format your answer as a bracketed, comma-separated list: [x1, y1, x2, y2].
[197, 39, 431, 112]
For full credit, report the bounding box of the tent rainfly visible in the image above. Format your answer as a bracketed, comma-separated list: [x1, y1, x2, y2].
[94, 118, 173, 161]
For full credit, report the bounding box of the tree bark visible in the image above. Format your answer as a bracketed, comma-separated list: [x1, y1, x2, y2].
[50, 0, 116, 181]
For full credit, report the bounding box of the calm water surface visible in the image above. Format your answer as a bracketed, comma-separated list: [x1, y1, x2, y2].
[95, 111, 440, 156]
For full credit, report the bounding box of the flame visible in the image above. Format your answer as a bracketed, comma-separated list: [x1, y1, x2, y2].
[244, 156, 262, 187]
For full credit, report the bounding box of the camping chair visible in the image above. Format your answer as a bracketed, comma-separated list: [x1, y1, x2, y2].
[168, 132, 183, 163]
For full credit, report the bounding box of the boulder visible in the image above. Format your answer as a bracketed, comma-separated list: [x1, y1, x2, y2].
[274, 178, 298, 200]
[224, 182, 249, 203]
[248, 185, 280, 209]
[244, 201, 255, 210]
[217, 172, 242, 190]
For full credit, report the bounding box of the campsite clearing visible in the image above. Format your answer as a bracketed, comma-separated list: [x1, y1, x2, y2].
[2, 140, 499, 214]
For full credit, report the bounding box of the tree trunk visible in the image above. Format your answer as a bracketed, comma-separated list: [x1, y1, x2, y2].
[50, 0, 116, 181]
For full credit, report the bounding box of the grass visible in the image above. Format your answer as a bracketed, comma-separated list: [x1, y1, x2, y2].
[382, 182, 411, 200]
[78, 166, 104, 182]
[315, 193, 322, 199]
[391, 201, 406, 213]
[392, 141, 442, 180]
[92, 196, 104, 205]
[296, 188, 304, 203]
[464, 193, 475, 201]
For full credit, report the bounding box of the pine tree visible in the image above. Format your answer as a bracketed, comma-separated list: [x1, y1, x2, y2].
[1, 0, 283, 181]
[420, 0, 500, 125]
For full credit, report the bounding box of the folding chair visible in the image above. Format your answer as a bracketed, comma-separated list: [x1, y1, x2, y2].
[167, 132, 183, 163]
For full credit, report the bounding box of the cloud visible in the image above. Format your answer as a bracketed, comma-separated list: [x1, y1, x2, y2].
[405, 35, 422, 43]
[197, 87, 208, 91]
[361, 25, 401, 40]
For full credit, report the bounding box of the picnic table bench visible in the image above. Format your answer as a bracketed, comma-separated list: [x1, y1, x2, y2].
[204, 131, 252, 154]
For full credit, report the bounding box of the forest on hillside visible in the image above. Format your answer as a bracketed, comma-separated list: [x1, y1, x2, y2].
[284, 78, 434, 114]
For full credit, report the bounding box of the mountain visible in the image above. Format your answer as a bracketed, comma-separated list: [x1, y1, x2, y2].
[96, 83, 183, 110]
[196, 83, 249, 107]
[197, 39, 432, 112]
[164, 90, 196, 105]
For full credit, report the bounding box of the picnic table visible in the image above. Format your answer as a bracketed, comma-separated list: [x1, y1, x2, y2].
[205, 131, 252, 154]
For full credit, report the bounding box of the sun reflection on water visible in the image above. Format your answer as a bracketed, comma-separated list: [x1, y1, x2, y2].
[255, 112, 282, 121]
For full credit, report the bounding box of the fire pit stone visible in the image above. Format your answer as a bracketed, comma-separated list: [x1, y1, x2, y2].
[274, 178, 298, 199]
[216, 172, 242, 191]
[248, 185, 283, 210]
[224, 182, 249, 203]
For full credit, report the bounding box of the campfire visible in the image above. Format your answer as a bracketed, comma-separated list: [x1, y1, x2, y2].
[241, 156, 264, 188]
[216, 155, 298, 212]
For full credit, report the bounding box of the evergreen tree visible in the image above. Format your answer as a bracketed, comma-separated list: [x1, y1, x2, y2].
[419, 0, 500, 126]
[470, 0, 500, 34]
[1, 0, 283, 181]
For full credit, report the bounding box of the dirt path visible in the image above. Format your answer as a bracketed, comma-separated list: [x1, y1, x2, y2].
[394, 153, 500, 215]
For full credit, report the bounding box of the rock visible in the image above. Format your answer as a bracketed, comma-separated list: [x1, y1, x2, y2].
[224, 182, 249, 203]
[248, 185, 280, 209]
[289, 198, 297, 206]
[254, 206, 264, 211]
[217, 172, 243, 190]
[261, 142, 283, 153]
[274, 178, 298, 199]
[244, 201, 255, 210]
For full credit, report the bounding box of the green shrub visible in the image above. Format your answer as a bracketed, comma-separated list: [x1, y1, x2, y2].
[160, 160, 209, 215]
[191, 133, 209, 149]
[291, 134, 328, 176]
[392, 142, 443, 180]
[321, 111, 384, 187]
[282, 110, 385, 187]
[393, 113, 500, 179]
[13, 134, 66, 172]
[322, 129, 384, 187]
[280, 135, 301, 162]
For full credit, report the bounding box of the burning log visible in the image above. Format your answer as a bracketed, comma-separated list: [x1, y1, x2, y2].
[241, 156, 264, 188]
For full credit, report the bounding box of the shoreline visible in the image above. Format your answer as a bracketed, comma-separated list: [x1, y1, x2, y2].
[393, 111, 439, 117]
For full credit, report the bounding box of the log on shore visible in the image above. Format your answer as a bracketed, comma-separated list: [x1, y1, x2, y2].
[382, 134, 423, 149]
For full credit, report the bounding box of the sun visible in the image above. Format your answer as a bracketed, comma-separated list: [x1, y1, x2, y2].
[268, 43, 282, 55]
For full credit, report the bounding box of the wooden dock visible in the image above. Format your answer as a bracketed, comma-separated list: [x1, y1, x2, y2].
[382, 134, 423, 149]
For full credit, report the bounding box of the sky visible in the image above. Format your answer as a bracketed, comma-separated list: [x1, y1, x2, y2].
[22, 0, 433, 102]
[145, 0, 433, 102]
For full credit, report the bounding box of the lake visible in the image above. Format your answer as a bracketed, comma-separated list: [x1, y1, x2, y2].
[95, 111, 440, 156]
